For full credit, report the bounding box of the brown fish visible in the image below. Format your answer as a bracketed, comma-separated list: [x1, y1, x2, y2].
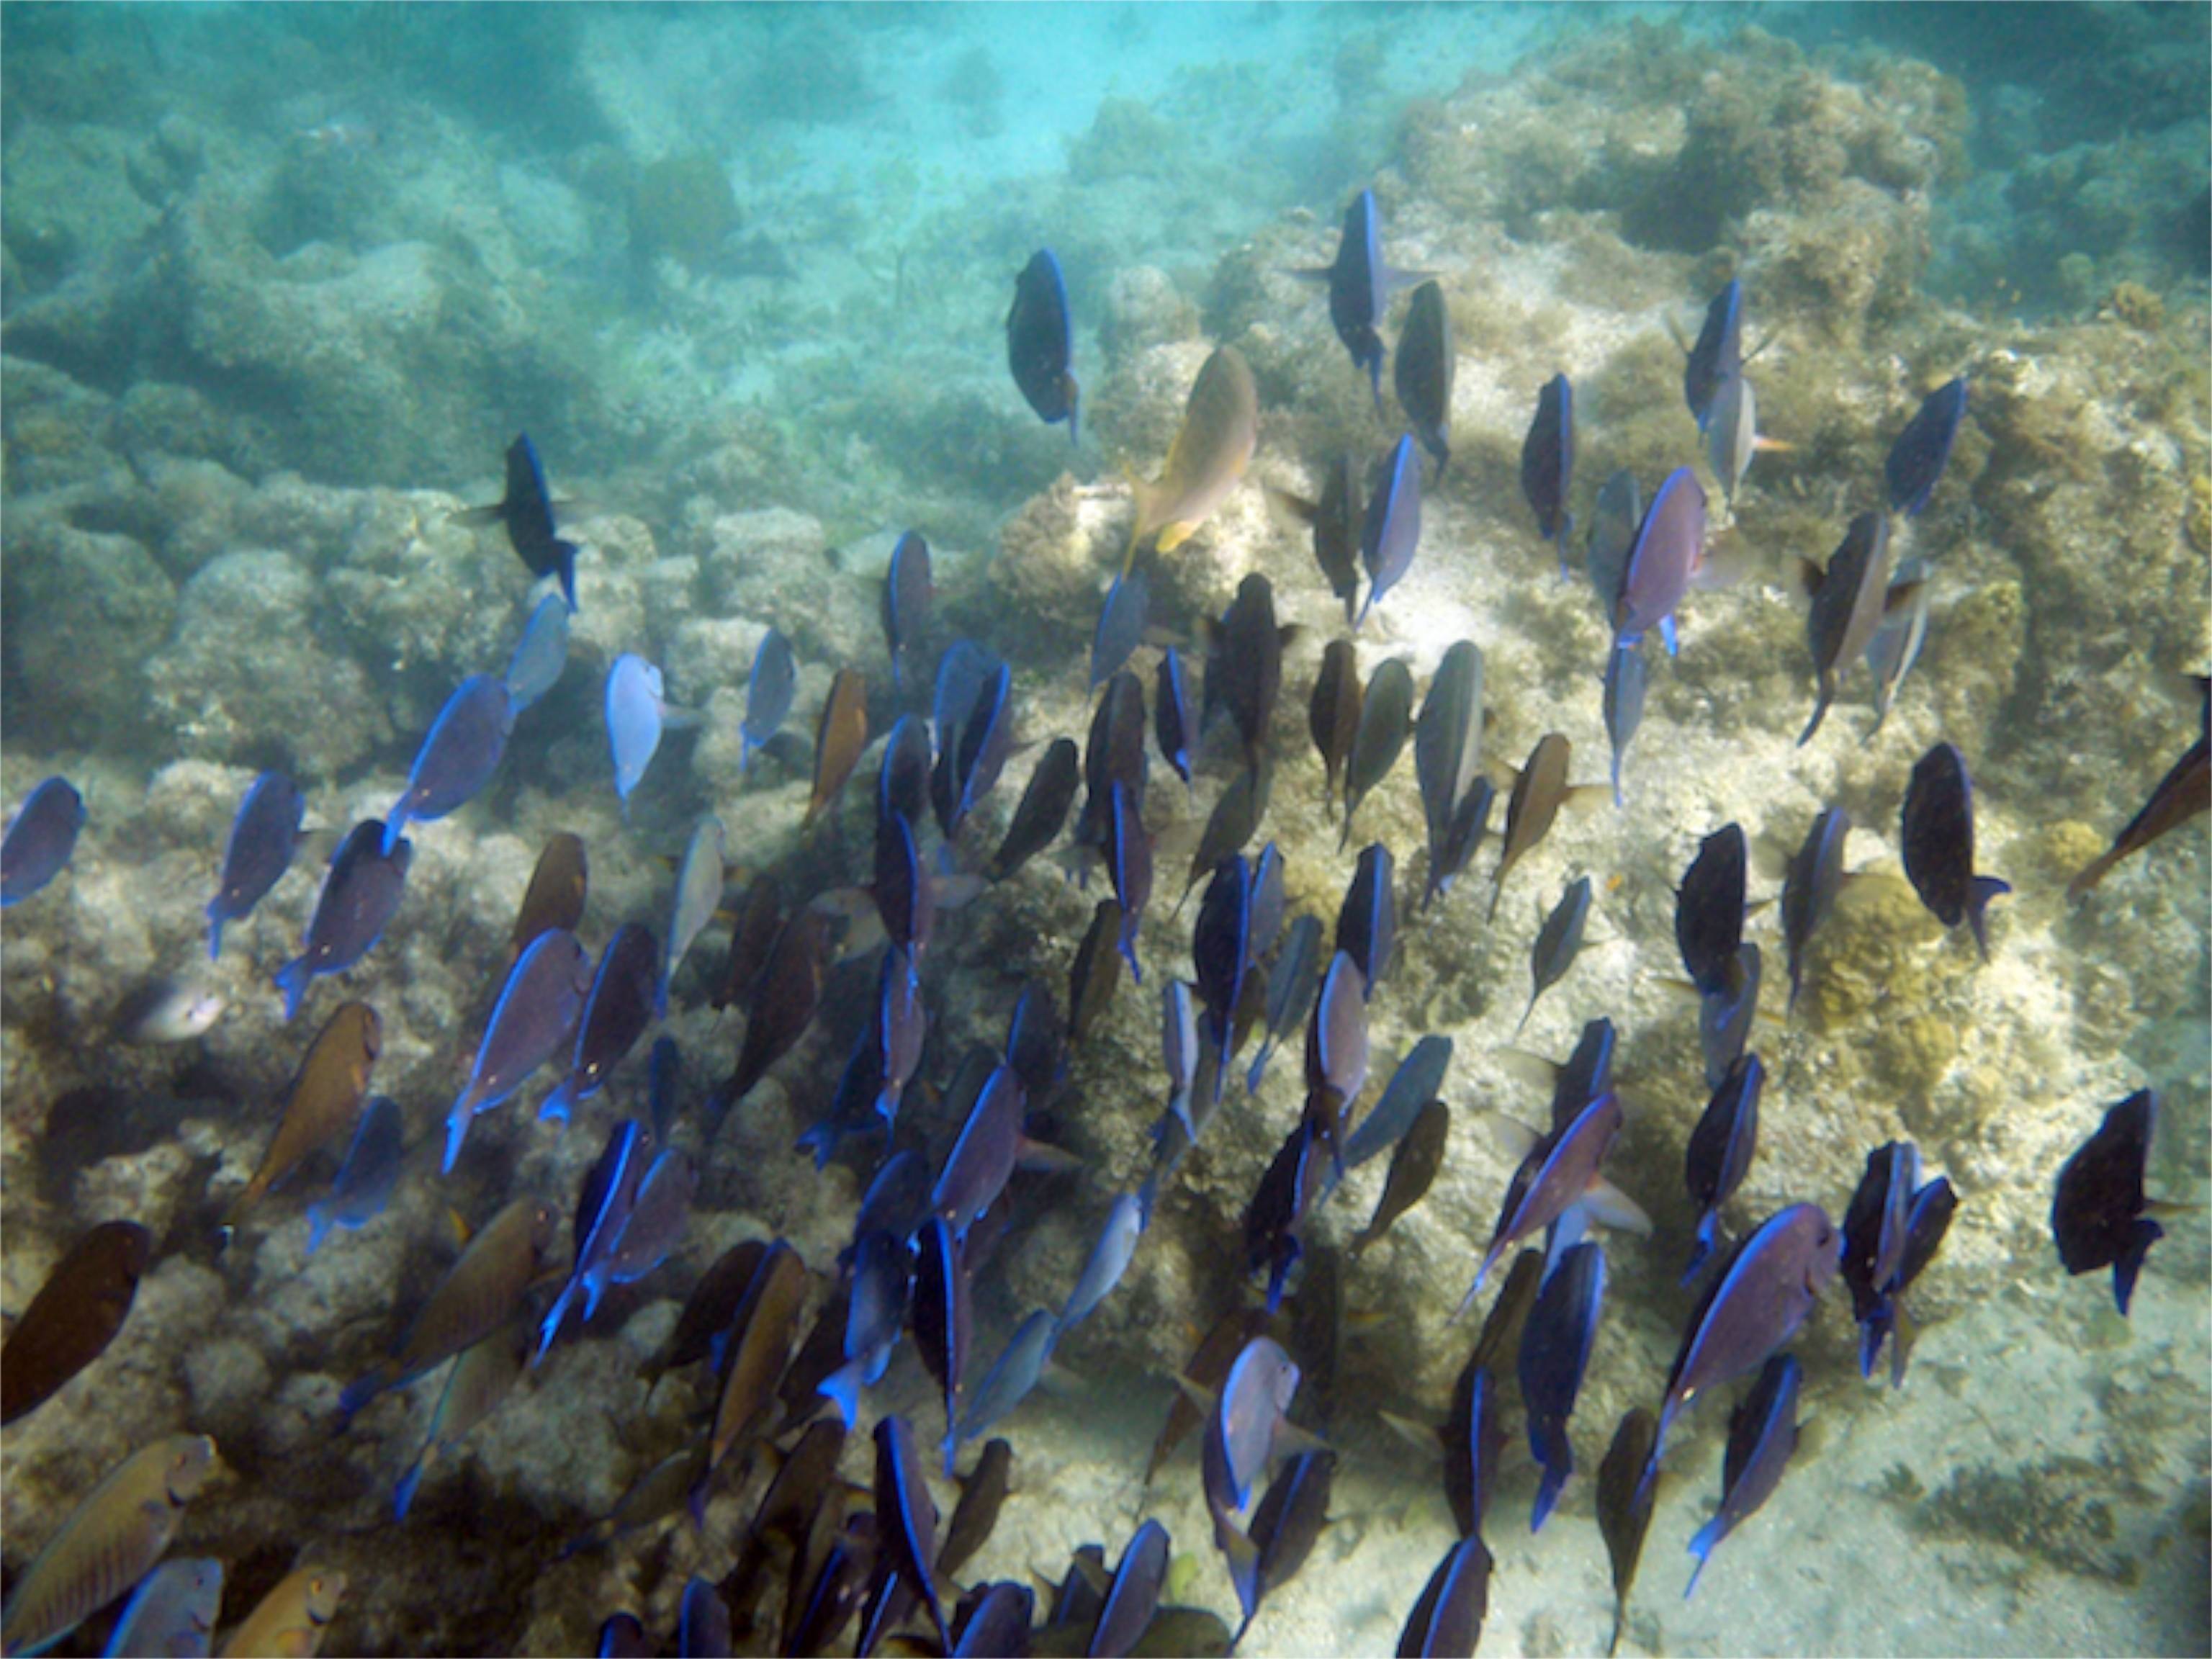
[714, 876, 787, 1012]
[709, 1241, 810, 1471]
[1, 1434, 217, 1657]
[511, 832, 588, 961]
[1125, 345, 1259, 570]
[1308, 639, 1363, 815]
[1069, 899, 1126, 1045]
[1, 1219, 152, 1424]
[1467, 1246, 1545, 1379]
[936, 1435, 1013, 1580]
[223, 1002, 382, 1233]
[641, 1239, 771, 1390]
[338, 1195, 559, 1417]
[1488, 733, 1571, 924]
[1348, 1100, 1448, 1256]
[1143, 1304, 1274, 1489]
[1596, 1407, 1660, 1656]
[1797, 512, 1892, 747]
[724, 909, 830, 1111]
[2069, 678, 2209, 899]
[217, 1566, 347, 1658]
[806, 668, 870, 830]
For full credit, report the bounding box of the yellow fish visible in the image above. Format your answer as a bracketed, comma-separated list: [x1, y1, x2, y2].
[223, 1001, 381, 1235]
[1125, 345, 1259, 572]
[1, 1433, 218, 1656]
[217, 1567, 347, 1658]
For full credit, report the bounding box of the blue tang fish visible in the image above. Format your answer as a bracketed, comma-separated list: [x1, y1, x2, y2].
[1008, 249, 1079, 441]
[444, 929, 592, 1172]
[873, 1414, 953, 1650]
[1298, 189, 1416, 417]
[1091, 1519, 1171, 1659]
[955, 1309, 1058, 1456]
[386, 673, 516, 853]
[1341, 1033, 1453, 1170]
[1684, 1353, 1802, 1599]
[2052, 1089, 2165, 1317]
[1682, 1054, 1762, 1282]
[1613, 467, 1707, 656]
[1058, 1192, 1145, 1335]
[1092, 568, 1149, 691]
[459, 434, 580, 611]
[1683, 280, 1743, 432]
[1357, 434, 1422, 629]
[540, 922, 658, 1125]
[305, 1093, 405, 1256]
[1519, 373, 1575, 577]
[1884, 375, 1967, 517]
[1840, 1139, 1955, 1382]
[274, 820, 410, 1022]
[1601, 640, 1647, 808]
[1459, 1092, 1629, 1310]
[819, 1228, 911, 1430]
[1900, 741, 2008, 958]
[741, 629, 796, 770]
[605, 653, 690, 815]
[1521, 1239, 1606, 1531]
[1399, 1535, 1493, 1658]
[1155, 646, 1194, 793]
[1, 776, 84, 909]
[503, 593, 570, 714]
[206, 770, 303, 958]
[881, 530, 935, 691]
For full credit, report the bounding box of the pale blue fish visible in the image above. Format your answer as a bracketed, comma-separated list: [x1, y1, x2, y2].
[1161, 979, 1199, 1138]
[1684, 1353, 1802, 1597]
[1202, 1335, 1303, 1623]
[1246, 914, 1323, 1094]
[1602, 640, 1647, 809]
[660, 814, 725, 1016]
[385, 673, 516, 853]
[1357, 433, 1422, 629]
[605, 653, 685, 814]
[1698, 942, 1761, 1089]
[274, 820, 411, 1022]
[305, 1094, 405, 1256]
[207, 770, 304, 960]
[1090, 1519, 1172, 1659]
[742, 629, 797, 770]
[956, 1308, 1059, 1449]
[1613, 467, 1707, 657]
[1862, 558, 1931, 741]
[1341, 1034, 1453, 1169]
[395, 1321, 528, 1520]
[1, 776, 84, 909]
[444, 929, 592, 1173]
[1584, 469, 1641, 621]
[819, 1228, 912, 1430]
[1092, 568, 1150, 691]
[1057, 1192, 1145, 1335]
[102, 1557, 222, 1659]
[503, 594, 570, 714]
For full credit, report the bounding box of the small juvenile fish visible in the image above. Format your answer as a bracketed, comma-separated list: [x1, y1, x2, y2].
[1584, 469, 1641, 622]
[1009, 249, 1079, 441]
[207, 770, 304, 959]
[1091, 1517, 1171, 1659]
[215, 1568, 346, 1659]
[1601, 640, 1647, 809]
[444, 930, 590, 1172]
[1341, 1034, 1452, 1168]
[1398, 1535, 1493, 1659]
[1334, 842, 1397, 997]
[1396, 280, 1455, 479]
[1682, 280, 1743, 432]
[1611, 467, 1707, 656]
[1682, 1053, 1762, 1283]
[882, 531, 935, 691]
[385, 673, 516, 852]
[394, 1321, 528, 1519]
[115, 976, 225, 1045]
[102, 1557, 222, 1659]
[1676, 823, 1747, 995]
[1415, 640, 1483, 867]
[503, 593, 570, 714]
[2068, 678, 2209, 898]
[1519, 374, 1574, 577]
[510, 832, 588, 963]
[1127, 346, 1259, 568]
[1058, 1192, 1146, 1335]
[1343, 658, 1415, 848]
[1357, 435, 1423, 628]
[1683, 1354, 1802, 1599]
[660, 814, 725, 1015]
[1519, 875, 1592, 1035]
[1349, 1098, 1448, 1256]
[2052, 1088, 2165, 1317]
[606, 653, 683, 814]
[1798, 512, 1892, 746]
[1596, 1407, 1659, 1656]
[305, 1093, 405, 1256]
[460, 433, 580, 611]
[742, 629, 798, 770]
[873, 1414, 953, 1650]
[1520, 1238, 1606, 1531]
[1155, 647, 1194, 792]
[1488, 734, 1572, 925]
[1900, 741, 2008, 958]
[540, 922, 657, 1125]
[1, 1220, 152, 1425]
[1781, 808, 1850, 1010]
[225, 1000, 381, 1233]
[1092, 569, 1150, 691]
[1884, 375, 1967, 518]
[274, 820, 411, 1022]
[0, 1434, 217, 1658]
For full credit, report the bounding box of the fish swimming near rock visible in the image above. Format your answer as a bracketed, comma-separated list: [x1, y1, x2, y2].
[385, 673, 516, 853]
[1090, 1517, 1171, 1658]
[395, 1321, 528, 1519]
[930, 1062, 1028, 1237]
[1488, 733, 1573, 925]
[1596, 1408, 1658, 1657]
[606, 654, 690, 816]
[807, 666, 871, 830]
[1584, 469, 1641, 623]
[1459, 1091, 1629, 1308]
[877, 713, 934, 834]
[1862, 559, 1932, 740]
[1601, 641, 1647, 809]
[2052, 1088, 2167, 1317]
[1682, 1053, 1762, 1283]
[1840, 1140, 1956, 1384]
[1272, 454, 1363, 624]
[1884, 375, 1967, 518]
[1519, 875, 1592, 1035]
[873, 1414, 953, 1650]
[1520, 1239, 1606, 1531]
[503, 593, 570, 714]
[1342, 1034, 1452, 1169]
[215, 1567, 346, 1659]
[956, 1308, 1059, 1456]
[1334, 842, 1398, 998]
[1520, 374, 1574, 577]
[1704, 371, 1789, 511]
[225, 999, 381, 1234]
[882, 531, 935, 691]
[1900, 741, 2008, 958]
[1154, 646, 1195, 793]
[2067, 677, 2209, 898]
[1, 1219, 152, 1425]
[1414, 639, 1483, 874]
[1202, 1335, 1305, 1625]
[1059, 1191, 1146, 1334]
[1009, 249, 1079, 442]
[1682, 280, 1743, 433]
[275, 820, 411, 1022]
[445, 929, 591, 1169]
[1396, 280, 1455, 478]
[114, 976, 225, 1045]
[305, 1092, 405, 1255]
[207, 770, 304, 958]
[912, 1215, 974, 1474]
[1, 776, 84, 909]
[660, 814, 725, 1015]
[1349, 1098, 1449, 1257]
[1696, 942, 1761, 1092]
[722, 909, 829, 1110]
[1245, 912, 1322, 1096]
[1342, 658, 1414, 849]
[1308, 639, 1363, 817]
[509, 832, 588, 965]
[1684, 1354, 1802, 1599]
[742, 629, 798, 770]
[457, 433, 580, 611]
[706, 1241, 809, 1470]
[540, 922, 658, 1125]
[1611, 467, 1707, 656]
[1781, 807, 1850, 1010]
[819, 1228, 911, 1431]
[1357, 435, 1423, 628]
[1797, 512, 1892, 746]
[1398, 1535, 1493, 1659]
[1208, 572, 1285, 775]
[102, 1557, 222, 1659]
[1092, 569, 1150, 691]
[990, 737, 1079, 881]
[1296, 189, 1416, 417]
[1125, 345, 1258, 570]
[1676, 824, 1746, 996]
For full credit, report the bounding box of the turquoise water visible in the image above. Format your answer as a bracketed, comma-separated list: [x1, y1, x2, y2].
[2, 4, 2207, 1656]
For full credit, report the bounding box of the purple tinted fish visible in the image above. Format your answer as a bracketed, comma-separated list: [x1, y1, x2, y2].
[541, 922, 657, 1125]
[207, 770, 304, 958]
[1519, 373, 1574, 576]
[1782, 808, 1850, 1010]
[1521, 1239, 1606, 1531]
[1461, 1092, 1623, 1308]
[1684, 1354, 1802, 1599]
[1902, 741, 2010, 958]
[1090, 1519, 1170, 1659]
[1357, 435, 1423, 628]
[1884, 375, 1966, 518]
[1303, 950, 1370, 1151]
[931, 1064, 1027, 1236]
[2054, 1089, 2164, 1316]
[913, 1215, 974, 1470]
[742, 629, 796, 769]
[1683, 1054, 1763, 1282]
[1613, 467, 1707, 656]
[956, 1309, 1058, 1455]
[1, 776, 84, 911]
[882, 531, 935, 692]
[445, 928, 591, 1172]
[387, 673, 515, 853]
[274, 819, 411, 1022]
[1398, 1536, 1493, 1659]
[1683, 280, 1742, 432]
[873, 1415, 951, 1650]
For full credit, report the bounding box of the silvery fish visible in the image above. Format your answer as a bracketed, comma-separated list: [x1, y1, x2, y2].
[605, 653, 681, 814]
[385, 673, 515, 853]
[955, 1308, 1058, 1455]
[1601, 640, 1647, 809]
[1862, 558, 1931, 741]
[207, 770, 304, 959]
[1058, 1192, 1145, 1334]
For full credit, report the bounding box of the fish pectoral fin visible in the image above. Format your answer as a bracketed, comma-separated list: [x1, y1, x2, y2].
[1274, 1421, 1331, 1460]
[1377, 1410, 1445, 1462]
[1482, 1111, 1544, 1159]
[1576, 1178, 1653, 1236]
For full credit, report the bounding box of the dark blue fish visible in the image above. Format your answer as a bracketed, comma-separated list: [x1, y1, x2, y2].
[1460, 1092, 1624, 1308]
[275, 819, 411, 1022]
[1884, 375, 1967, 517]
[873, 944, 928, 1127]
[1584, 469, 1641, 621]
[1334, 842, 1396, 999]
[956, 1310, 1058, 1454]
[1303, 189, 1395, 415]
[1683, 280, 1743, 433]
[1107, 781, 1153, 983]
[1683, 1054, 1763, 1282]
[1520, 1240, 1606, 1532]
[1246, 912, 1323, 1094]
[1643, 1203, 1838, 1502]
[1519, 875, 1592, 1035]
[873, 1415, 951, 1650]
[1398, 1536, 1493, 1659]
[1357, 435, 1423, 629]
[503, 593, 570, 715]
[1346, 1094, 1445, 1252]
[1901, 742, 2008, 958]
[1841, 1141, 1953, 1382]
[1238, 1450, 1335, 1648]
[599, 1144, 695, 1301]
[930, 1064, 1028, 1236]
[1208, 574, 1283, 773]
[1676, 824, 1747, 995]
[1195, 855, 1254, 1105]
[1798, 512, 1892, 746]
[1078, 670, 1148, 855]
[1414, 641, 1484, 894]
[1343, 1034, 1452, 1169]
[647, 1035, 681, 1146]
[882, 531, 935, 691]
[931, 640, 1000, 831]
[1684, 1354, 1802, 1599]
[1613, 467, 1707, 656]
[1004, 979, 1068, 1101]
[1395, 279, 1455, 480]
[1069, 898, 1126, 1046]
[677, 1576, 732, 1658]
[1244, 1121, 1329, 1313]
[597, 1611, 652, 1659]
[951, 1583, 1034, 1658]
[0, 775, 84, 910]
[2054, 1089, 2164, 1316]
[1303, 950, 1370, 1159]
[1247, 841, 1287, 969]
[850, 1151, 932, 1254]
[207, 770, 303, 958]
[1519, 374, 1575, 577]
[1277, 455, 1363, 624]
[444, 928, 590, 1171]
[1343, 657, 1415, 850]
[1601, 641, 1647, 809]
[540, 922, 657, 1125]
[1091, 1519, 1170, 1659]
[820, 1228, 912, 1430]
[1060, 1191, 1145, 1334]
[305, 1093, 405, 1255]
[1155, 647, 1194, 792]
[1444, 1357, 1508, 1541]
[385, 676, 515, 853]
[538, 1120, 646, 1362]
[1424, 776, 1493, 914]
[874, 807, 935, 960]
[989, 737, 1079, 881]
[471, 433, 579, 611]
[742, 629, 797, 771]
[1009, 249, 1079, 441]
[946, 662, 1016, 842]
[912, 1215, 974, 1472]
[1782, 808, 1850, 1010]
[878, 714, 934, 833]
[1547, 1017, 1617, 1132]
[1160, 978, 1200, 1140]
[1697, 943, 1761, 1092]
[1092, 569, 1150, 691]
[1597, 1408, 1658, 1657]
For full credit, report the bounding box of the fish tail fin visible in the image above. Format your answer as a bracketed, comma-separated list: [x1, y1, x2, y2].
[1967, 875, 2010, 958]
[1515, 994, 1536, 1037]
[537, 1080, 572, 1125]
[819, 1363, 863, 1432]
[2066, 850, 2117, 902]
[1608, 1602, 1628, 1658]
[1798, 685, 1832, 747]
[2113, 1218, 2164, 1316]
[1531, 1462, 1567, 1532]
[304, 1205, 332, 1257]
[1122, 464, 1152, 576]
[1067, 375, 1082, 446]
[1889, 1298, 1917, 1389]
[442, 1097, 473, 1175]
[338, 1369, 386, 1423]
[207, 913, 224, 961]
[393, 1456, 429, 1521]
[557, 543, 580, 613]
[274, 959, 307, 1022]
[381, 813, 408, 858]
[1683, 1519, 1720, 1598]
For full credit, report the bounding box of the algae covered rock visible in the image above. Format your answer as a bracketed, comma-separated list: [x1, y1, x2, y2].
[2, 519, 176, 746]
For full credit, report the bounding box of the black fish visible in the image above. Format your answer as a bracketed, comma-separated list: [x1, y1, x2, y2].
[1519, 874, 1592, 1035]
[873, 1415, 950, 1649]
[1841, 1141, 1955, 1383]
[912, 1218, 974, 1475]
[1683, 1053, 1762, 1282]
[2068, 677, 2210, 898]
[1398, 1536, 1492, 1659]
[475, 434, 580, 612]
[1696, 942, 1761, 1092]
[1334, 843, 1397, 999]
[0, 1220, 150, 1425]
[1301, 188, 1395, 416]
[1799, 512, 1892, 745]
[1004, 980, 1068, 1102]
[1244, 1121, 1329, 1313]
[1596, 1408, 1658, 1657]
[540, 922, 659, 1124]
[1156, 648, 1194, 792]
[1239, 1451, 1336, 1649]
[713, 875, 784, 1013]
[1342, 658, 1414, 850]
[1781, 809, 1850, 1010]
[1683, 281, 1742, 433]
[1425, 778, 1492, 914]
[882, 531, 935, 692]
[938, 1437, 1012, 1581]
[1069, 899, 1125, 1044]
[1488, 734, 1571, 925]
[1415, 641, 1484, 884]
[1519, 374, 1574, 577]
[1308, 639, 1364, 817]
[990, 737, 1080, 880]
[1349, 1100, 1448, 1256]
[1519, 1238, 1606, 1531]
[1079, 670, 1150, 854]
[2052, 1089, 2164, 1316]
[639, 1241, 768, 1392]
[1194, 856, 1253, 1095]
[878, 714, 935, 833]
[1395, 281, 1455, 479]
[1009, 249, 1079, 441]
[1884, 375, 1966, 518]
[1546, 1018, 1617, 1134]
[1209, 575, 1284, 773]
[722, 911, 827, 1109]
[274, 819, 413, 1022]
[1675, 824, 1747, 994]
[1900, 742, 2008, 958]
[1275, 456, 1363, 624]
[1107, 782, 1154, 981]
